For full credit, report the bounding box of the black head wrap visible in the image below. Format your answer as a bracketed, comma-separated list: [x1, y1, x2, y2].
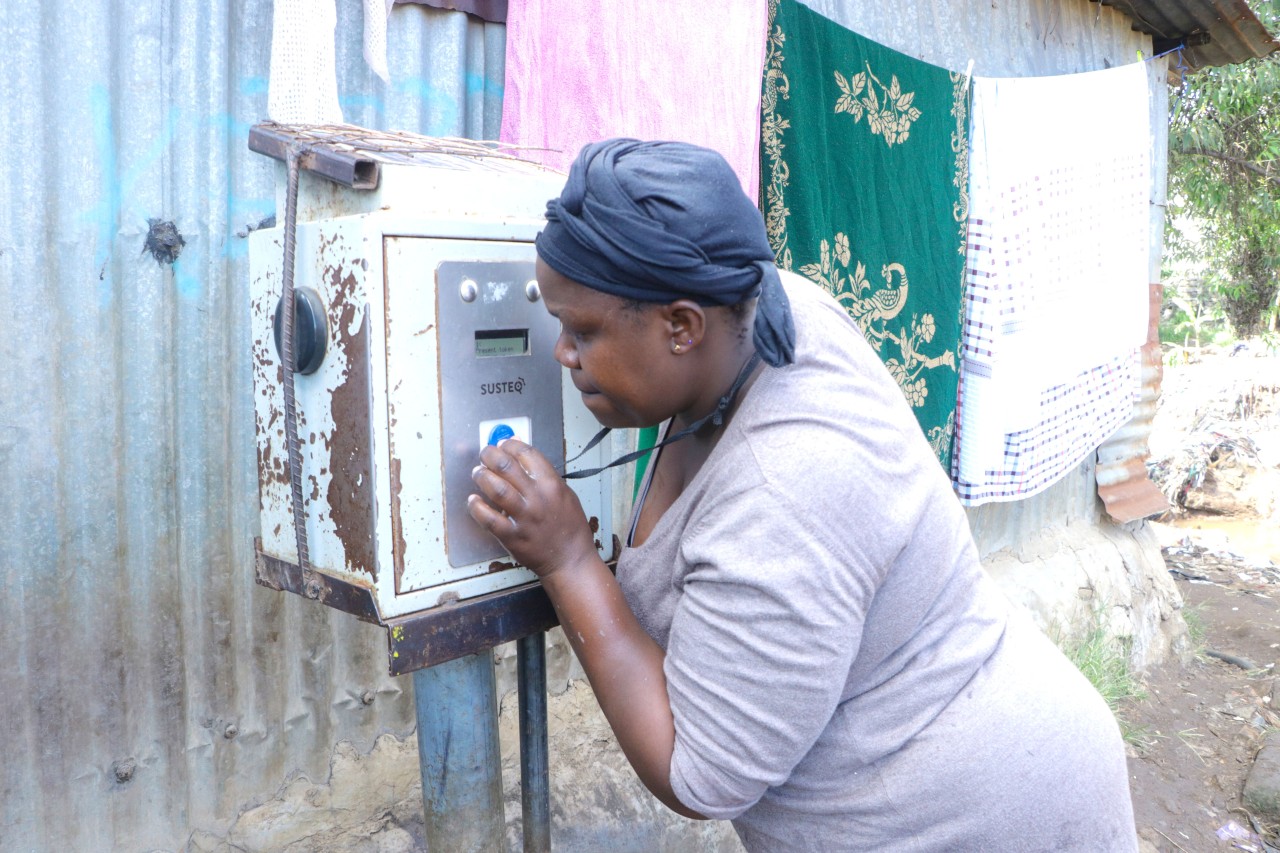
[536, 138, 796, 367]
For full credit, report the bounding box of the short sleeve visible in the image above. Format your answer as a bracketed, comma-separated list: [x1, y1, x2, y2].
[663, 481, 888, 819]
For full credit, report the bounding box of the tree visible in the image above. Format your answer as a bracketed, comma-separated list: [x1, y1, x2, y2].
[1167, 1, 1280, 338]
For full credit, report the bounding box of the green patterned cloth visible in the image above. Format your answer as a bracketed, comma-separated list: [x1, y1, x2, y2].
[762, 0, 969, 469]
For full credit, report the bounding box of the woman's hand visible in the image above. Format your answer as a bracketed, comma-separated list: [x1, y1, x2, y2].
[469, 439, 701, 819]
[467, 439, 598, 579]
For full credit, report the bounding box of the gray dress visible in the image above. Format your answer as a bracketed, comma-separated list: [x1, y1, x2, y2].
[616, 272, 1138, 852]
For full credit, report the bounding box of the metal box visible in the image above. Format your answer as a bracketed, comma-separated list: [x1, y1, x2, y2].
[249, 130, 615, 625]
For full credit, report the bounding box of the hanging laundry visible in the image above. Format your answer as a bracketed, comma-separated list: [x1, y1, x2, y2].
[499, 0, 769, 202]
[761, 0, 969, 469]
[363, 0, 395, 83]
[268, 0, 344, 124]
[953, 62, 1150, 504]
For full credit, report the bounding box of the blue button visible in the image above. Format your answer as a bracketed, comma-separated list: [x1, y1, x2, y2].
[487, 423, 516, 446]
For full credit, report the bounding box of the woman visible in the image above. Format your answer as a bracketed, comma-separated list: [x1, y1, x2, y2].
[467, 139, 1138, 851]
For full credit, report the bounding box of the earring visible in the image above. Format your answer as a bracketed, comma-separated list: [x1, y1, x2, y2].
[672, 343, 682, 353]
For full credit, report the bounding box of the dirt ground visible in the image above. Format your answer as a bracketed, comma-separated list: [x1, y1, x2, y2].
[1127, 520, 1280, 852]
[1125, 344, 1280, 853]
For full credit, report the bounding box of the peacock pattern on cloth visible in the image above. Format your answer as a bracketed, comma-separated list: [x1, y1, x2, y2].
[761, 0, 968, 470]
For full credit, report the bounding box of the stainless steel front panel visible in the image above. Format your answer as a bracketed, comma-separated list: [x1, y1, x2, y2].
[436, 260, 565, 567]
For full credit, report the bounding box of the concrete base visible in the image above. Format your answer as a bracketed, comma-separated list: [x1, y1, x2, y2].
[983, 519, 1190, 673]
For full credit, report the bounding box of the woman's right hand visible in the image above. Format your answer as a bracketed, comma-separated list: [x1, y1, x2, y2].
[467, 438, 599, 581]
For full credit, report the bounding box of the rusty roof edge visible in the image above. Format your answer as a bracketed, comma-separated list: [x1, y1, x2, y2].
[1096, 0, 1279, 69]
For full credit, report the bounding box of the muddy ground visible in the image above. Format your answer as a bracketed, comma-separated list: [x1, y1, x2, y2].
[1127, 522, 1280, 852]
[1125, 343, 1280, 853]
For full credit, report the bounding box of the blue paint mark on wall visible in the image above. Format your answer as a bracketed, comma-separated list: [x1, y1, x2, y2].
[394, 77, 462, 136]
[173, 259, 202, 299]
[83, 87, 279, 295]
[241, 76, 270, 96]
[463, 71, 503, 100]
[338, 94, 388, 112]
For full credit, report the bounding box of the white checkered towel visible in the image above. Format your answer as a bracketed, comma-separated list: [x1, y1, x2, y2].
[953, 62, 1150, 504]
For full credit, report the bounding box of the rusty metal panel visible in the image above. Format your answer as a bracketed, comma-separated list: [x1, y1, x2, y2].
[1097, 281, 1173, 523]
[0, 0, 505, 849]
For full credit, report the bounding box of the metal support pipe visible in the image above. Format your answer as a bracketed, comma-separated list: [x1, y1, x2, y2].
[413, 652, 506, 852]
[518, 632, 551, 852]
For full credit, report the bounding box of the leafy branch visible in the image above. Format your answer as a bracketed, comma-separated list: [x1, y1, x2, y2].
[1178, 146, 1280, 187]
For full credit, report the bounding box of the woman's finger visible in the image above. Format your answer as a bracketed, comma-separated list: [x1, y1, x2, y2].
[499, 439, 560, 482]
[471, 463, 527, 517]
[466, 492, 518, 538]
[478, 441, 538, 492]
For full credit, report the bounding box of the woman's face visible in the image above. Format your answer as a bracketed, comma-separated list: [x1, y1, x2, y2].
[536, 258, 687, 429]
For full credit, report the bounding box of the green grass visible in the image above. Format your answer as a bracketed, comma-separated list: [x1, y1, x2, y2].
[1055, 619, 1148, 746]
[1181, 602, 1208, 656]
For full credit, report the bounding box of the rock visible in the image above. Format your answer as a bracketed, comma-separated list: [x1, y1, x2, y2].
[373, 827, 416, 853]
[1182, 463, 1256, 516]
[1136, 829, 1161, 853]
[1242, 730, 1280, 819]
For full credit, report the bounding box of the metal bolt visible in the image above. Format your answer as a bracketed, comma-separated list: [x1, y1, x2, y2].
[224, 723, 239, 739]
[460, 279, 479, 303]
[304, 580, 322, 600]
[525, 280, 541, 302]
[361, 690, 375, 706]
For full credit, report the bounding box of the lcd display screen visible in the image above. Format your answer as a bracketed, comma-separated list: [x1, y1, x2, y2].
[475, 328, 529, 358]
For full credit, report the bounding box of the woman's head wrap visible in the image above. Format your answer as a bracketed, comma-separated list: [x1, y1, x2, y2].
[536, 138, 796, 367]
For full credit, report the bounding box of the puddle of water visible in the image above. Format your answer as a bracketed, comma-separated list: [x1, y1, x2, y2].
[1170, 515, 1280, 565]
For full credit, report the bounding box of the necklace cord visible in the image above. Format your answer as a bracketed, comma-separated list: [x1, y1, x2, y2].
[560, 352, 763, 480]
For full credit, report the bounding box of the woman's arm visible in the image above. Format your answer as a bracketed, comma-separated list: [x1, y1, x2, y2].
[467, 438, 705, 819]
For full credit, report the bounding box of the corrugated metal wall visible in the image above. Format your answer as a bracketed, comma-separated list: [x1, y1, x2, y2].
[0, 0, 1160, 849]
[799, 0, 1147, 76]
[0, 2, 503, 849]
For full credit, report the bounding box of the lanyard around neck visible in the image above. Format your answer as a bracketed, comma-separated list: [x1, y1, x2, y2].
[560, 352, 762, 480]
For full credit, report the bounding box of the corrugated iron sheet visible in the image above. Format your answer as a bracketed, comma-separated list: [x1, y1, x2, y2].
[798, 0, 1150, 76]
[1097, 282, 1175, 522]
[3, 0, 1252, 847]
[1101, 0, 1280, 70]
[0, 1, 504, 849]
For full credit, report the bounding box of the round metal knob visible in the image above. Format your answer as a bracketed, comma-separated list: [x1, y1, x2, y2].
[272, 287, 328, 375]
[460, 279, 479, 303]
[525, 280, 541, 302]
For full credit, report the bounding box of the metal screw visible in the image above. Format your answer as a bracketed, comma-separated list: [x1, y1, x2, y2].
[460, 278, 479, 303]
[304, 580, 322, 600]
[361, 690, 375, 706]
[525, 280, 541, 302]
[224, 723, 239, 739]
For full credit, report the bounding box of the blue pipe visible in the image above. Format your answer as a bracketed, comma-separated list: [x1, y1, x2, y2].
[413, 652, 506, 851]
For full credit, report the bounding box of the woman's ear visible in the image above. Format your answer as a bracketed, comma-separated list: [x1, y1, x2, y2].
[663, 300, 706, 354]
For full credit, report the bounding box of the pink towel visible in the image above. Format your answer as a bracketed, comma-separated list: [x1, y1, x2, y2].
[499, 0, 768, 202]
